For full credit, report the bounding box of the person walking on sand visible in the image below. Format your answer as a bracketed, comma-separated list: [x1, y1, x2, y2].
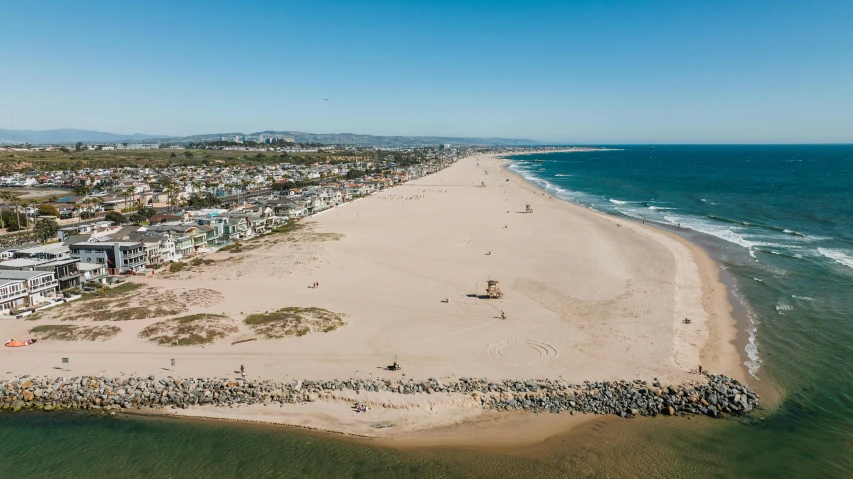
[698, 364, 703, 374]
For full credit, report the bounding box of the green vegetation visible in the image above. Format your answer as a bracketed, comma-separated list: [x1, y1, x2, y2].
[29, 324, 121, 342]
[189, 257, 214, 267]
[0, 210, 28, 231]
[1, 147, 374, 171]
[186, 193, 220, 209]
[105, 211, 126, 224]
[169, 262, 187, 273]
[33, 218, 59, 242]
[244, 307, 346, 339]
[247, 220, 304, 242]
[37, 203, 60, 217]
[81, 282, 142, 301]
[139, 314, 238, 346]
[218, 242, 241, 252]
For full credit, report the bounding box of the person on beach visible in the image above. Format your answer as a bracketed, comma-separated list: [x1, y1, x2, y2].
[698, 364, 703, 374]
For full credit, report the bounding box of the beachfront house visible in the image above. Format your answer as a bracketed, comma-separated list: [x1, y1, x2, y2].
[0, 257, 82, 292]
[0, 270, 59, 311]
[77, 262, 108, 285]
[69, 241, 146, 274]
[0, 278, 27, 314]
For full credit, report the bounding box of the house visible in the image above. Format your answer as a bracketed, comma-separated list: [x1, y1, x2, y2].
[12, 244, 70, 261]
[35, 258, 82, 291]
[148, 214, 184, 224]
[130, 231, 178, 264]
[77, 263, 108, 285]
[0, 278, 27, 314]
[69, 241, 146, 274]
[143, 224, 212, 256]
[57, 221, 115, 242]
[0, 270, 58, 311]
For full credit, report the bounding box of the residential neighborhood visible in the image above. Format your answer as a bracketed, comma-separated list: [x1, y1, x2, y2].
[0, 143, 464, 316]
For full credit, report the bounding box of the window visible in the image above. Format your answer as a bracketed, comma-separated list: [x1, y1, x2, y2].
[97, 258, 104, 264]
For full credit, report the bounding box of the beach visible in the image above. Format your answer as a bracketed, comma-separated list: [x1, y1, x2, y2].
[0, 152, 746, 440]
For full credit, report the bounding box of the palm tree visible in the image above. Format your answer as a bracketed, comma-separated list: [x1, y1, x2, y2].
[240, 179, 251, 204]
[0, 191, 11, 232]
[121, 189, 131, 215]
[128, 185, 137, 211]
[10, 194, 23, 232]
[166, 184, 179, 214]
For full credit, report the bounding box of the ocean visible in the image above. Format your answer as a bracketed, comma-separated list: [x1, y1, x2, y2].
[506, 145, 853, 475]
[1, 145, 851, 477]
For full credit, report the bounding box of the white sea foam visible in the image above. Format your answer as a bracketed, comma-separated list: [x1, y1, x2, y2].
[608, 199, 628, 205]
[554, 173, 571, 177]
[818, 247, 853, 270]
[775, 301, 793, 314]
[647, 205, 673, 210]
[662, 214, 759, 255]
[792, 295, 815, 301]
[730, 285, 762, 378]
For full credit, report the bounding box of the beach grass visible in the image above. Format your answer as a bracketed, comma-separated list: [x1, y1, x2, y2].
[29, 324, 121, 341]
[244, 307, 345, 338]
[139, 314, 239, 346]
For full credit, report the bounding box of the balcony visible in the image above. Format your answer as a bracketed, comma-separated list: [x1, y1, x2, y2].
[0, 290, 27, 302]
[29, 280, 58, 292]
[124, 250, 146, 259]
[56, 270, 82, 281]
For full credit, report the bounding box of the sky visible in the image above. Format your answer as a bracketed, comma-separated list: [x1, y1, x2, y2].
[1, 0, 852, 143]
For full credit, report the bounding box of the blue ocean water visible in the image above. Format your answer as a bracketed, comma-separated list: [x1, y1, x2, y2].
[507, 145, 853, 474]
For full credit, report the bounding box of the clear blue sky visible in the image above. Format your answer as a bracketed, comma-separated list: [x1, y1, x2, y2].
[2, 0, 852, 143]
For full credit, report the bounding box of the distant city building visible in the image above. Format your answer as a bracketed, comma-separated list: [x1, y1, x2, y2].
[122, 143, 160, 150]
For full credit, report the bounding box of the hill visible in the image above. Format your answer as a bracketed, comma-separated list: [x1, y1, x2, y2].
[0, 128, 169, 144]
[0, 128, 536, 147]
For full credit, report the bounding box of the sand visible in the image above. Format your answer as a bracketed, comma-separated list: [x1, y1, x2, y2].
[0, 152, 745, 440]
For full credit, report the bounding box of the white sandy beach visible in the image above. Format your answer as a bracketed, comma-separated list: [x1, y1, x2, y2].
[0, 152, 744, 439]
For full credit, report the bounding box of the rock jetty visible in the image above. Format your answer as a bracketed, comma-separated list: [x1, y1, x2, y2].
[0, 373, 759, 419]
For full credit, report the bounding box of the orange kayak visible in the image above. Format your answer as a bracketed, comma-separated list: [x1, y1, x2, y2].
[4, 339, 36, 347]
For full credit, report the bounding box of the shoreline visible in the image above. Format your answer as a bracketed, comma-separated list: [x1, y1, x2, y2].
[495, 151, 780, 401]
[0, 150, 760, 447]
[492, 153, 746, 381]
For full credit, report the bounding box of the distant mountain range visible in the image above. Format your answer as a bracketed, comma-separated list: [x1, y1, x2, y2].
[0, 128, 536, 147]
[177, 130, 537, 147]
[0, 128, 168, 144]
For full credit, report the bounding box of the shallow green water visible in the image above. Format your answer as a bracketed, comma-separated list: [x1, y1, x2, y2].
[0, 409, 844, 478]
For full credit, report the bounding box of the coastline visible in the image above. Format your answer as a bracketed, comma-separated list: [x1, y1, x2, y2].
[496, 152, 749, 383]
[1, 151, 753, 446]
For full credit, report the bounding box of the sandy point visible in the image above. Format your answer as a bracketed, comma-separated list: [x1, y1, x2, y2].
[1, 152, 746, 437]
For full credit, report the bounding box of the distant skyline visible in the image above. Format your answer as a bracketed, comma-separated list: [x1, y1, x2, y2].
[2, 0, 852, 144]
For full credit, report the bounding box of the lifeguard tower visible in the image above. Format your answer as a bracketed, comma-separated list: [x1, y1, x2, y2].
[486, 279, 503, 299]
